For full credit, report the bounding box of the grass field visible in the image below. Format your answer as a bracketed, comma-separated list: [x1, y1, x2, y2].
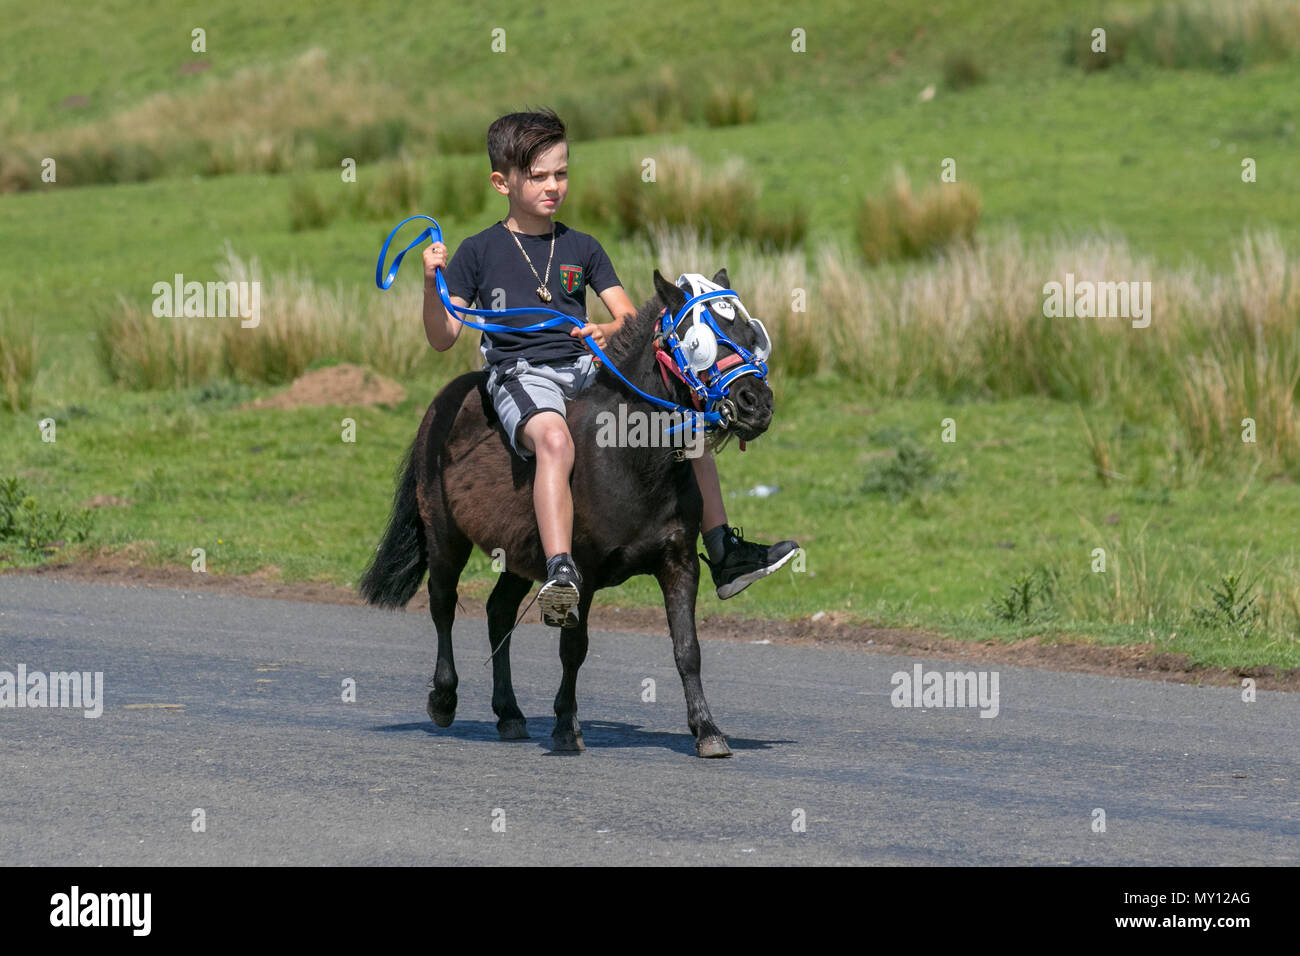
[3, 0, 1298, 670]
[6, 370, 1298, 669]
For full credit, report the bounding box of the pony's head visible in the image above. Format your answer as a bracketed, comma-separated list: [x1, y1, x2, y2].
[652, 268, 774, 443]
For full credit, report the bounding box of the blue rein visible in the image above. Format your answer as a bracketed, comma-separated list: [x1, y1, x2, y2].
[375, 215, 758, 434]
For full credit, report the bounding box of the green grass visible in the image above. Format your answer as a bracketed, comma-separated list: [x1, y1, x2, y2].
[3, 375, 1297, 670]
[5, 0, 1300, 673]
[4, 59, 1297, 349]
[0, 0, 1075, 134]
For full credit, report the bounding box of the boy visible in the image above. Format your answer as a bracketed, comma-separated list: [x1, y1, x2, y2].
[421, 107, 798, 626]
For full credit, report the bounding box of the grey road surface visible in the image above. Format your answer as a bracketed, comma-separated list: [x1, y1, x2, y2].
[1, 576, 1296, 865]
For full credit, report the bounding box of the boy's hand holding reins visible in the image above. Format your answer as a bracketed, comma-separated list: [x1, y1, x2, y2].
[571, 317, 621, 350]
[423, 242, 448, 285]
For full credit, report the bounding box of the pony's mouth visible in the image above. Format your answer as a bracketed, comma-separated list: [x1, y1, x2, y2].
[715, 387, 773, 442]
[730, 417, 769, 442]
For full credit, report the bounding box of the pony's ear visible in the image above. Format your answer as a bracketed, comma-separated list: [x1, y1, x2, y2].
[653, 269, 687, 317]
[711, 267, 730, 290]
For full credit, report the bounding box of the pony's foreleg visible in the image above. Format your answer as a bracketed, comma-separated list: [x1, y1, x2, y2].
[551, 589, 594, 752]
[657, 551, 732, 758]
[486, 571, 533, 739]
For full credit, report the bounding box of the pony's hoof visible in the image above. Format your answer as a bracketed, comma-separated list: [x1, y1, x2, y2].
[696, 735, 732, 758]
[426, 694, 456, 728]
[551, 732, 586, 752]
[498, 718, 530, 740]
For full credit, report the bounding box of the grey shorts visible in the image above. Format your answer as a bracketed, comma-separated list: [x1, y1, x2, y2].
[485, 353, 601, 460]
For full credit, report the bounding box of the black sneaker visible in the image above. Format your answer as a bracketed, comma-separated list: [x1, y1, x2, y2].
[538, 555, 583, 627]
[700, 526, 800, 600]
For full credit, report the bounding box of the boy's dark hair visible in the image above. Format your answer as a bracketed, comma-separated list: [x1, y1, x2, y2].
[487, 107, 567, 179]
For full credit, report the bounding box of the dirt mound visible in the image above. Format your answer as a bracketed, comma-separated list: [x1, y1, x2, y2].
[245, 364, 406, 410]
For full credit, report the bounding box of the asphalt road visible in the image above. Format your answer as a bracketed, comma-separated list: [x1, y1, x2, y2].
[1, 576, 1297, 865]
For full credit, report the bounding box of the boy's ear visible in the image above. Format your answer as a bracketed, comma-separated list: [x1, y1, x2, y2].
[712, 267, 730, 289]
[653, 269, 687, 318]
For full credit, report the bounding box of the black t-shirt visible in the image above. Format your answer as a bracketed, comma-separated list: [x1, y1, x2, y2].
[442, 220, 622, 367]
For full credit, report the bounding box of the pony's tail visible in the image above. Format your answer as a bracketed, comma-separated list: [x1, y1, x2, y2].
[359, 437, 427, 609]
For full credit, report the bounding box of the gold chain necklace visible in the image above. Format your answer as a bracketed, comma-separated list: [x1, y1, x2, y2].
[502, 220, 556, 303]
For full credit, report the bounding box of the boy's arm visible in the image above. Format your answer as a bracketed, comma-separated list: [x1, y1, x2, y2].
[596, 285, 638, 334]
[424, 286, 468, 351]
[423, 239, 471, 351]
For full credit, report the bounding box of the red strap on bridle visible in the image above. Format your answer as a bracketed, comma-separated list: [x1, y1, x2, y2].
[654, 345, 699, 409]
[652, 340, 747, 451]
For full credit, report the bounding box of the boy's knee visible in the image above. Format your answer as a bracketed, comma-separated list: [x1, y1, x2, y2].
[539, 423, 574, 460]
[523, 413, 572, 459]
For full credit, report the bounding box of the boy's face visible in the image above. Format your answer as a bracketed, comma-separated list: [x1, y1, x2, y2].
[494, 141, 568, 217]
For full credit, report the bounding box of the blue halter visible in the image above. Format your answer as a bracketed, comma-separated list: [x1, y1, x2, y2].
[656, 289, 770, 429]
[375, 215, 767, 436]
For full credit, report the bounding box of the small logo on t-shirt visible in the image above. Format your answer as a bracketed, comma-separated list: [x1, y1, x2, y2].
[559, 264, 583, 294]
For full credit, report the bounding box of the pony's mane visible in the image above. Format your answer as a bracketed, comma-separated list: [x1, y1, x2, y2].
[600, 294, 666, 368]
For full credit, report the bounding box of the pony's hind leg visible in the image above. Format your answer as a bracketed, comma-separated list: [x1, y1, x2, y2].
[486, 571, 533, 740]
[551, 589, 595, 752]
[425, 530, 473, 728]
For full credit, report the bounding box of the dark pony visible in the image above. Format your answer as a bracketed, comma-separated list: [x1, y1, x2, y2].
[359, 269, 775, 757]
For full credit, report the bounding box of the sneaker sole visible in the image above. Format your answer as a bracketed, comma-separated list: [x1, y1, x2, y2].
[716, 547, 801, 600]
[538, 581, 581, 627]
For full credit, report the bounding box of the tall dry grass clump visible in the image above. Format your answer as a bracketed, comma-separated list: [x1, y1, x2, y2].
[214, 252, 355, 384]
[98, 246, 476, 389]
[225, 251, 480, 381]
[97, 294, 220, 390]
[288, 156, 487, 232]
[855, 168, 982, 265]
[1061, 520, 1176, 626]
[0, 310, 40, 412]
[90, 226, 1300, 478]
[626, 224, 1298, 477]
[579, 145, 806, 251]
[1165, 233, 1300, 470]
[1066, 0, 1300, 72]
[1138, 0, 1300, 70]
[426, 70, 759, 153]
[1059, 526, 1300, 642]
[599, 65, 759, 136]
[346, 151, 425, 222]
[7, 49, 419, 189]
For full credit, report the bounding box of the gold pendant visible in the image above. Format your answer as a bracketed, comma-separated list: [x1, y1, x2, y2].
[537, 286, 552, 303]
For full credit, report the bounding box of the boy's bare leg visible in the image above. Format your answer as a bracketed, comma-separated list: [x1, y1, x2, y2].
[521, 412, 583, 627]
[691, 450, 727, 531]
[520, 412, 574, 557]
